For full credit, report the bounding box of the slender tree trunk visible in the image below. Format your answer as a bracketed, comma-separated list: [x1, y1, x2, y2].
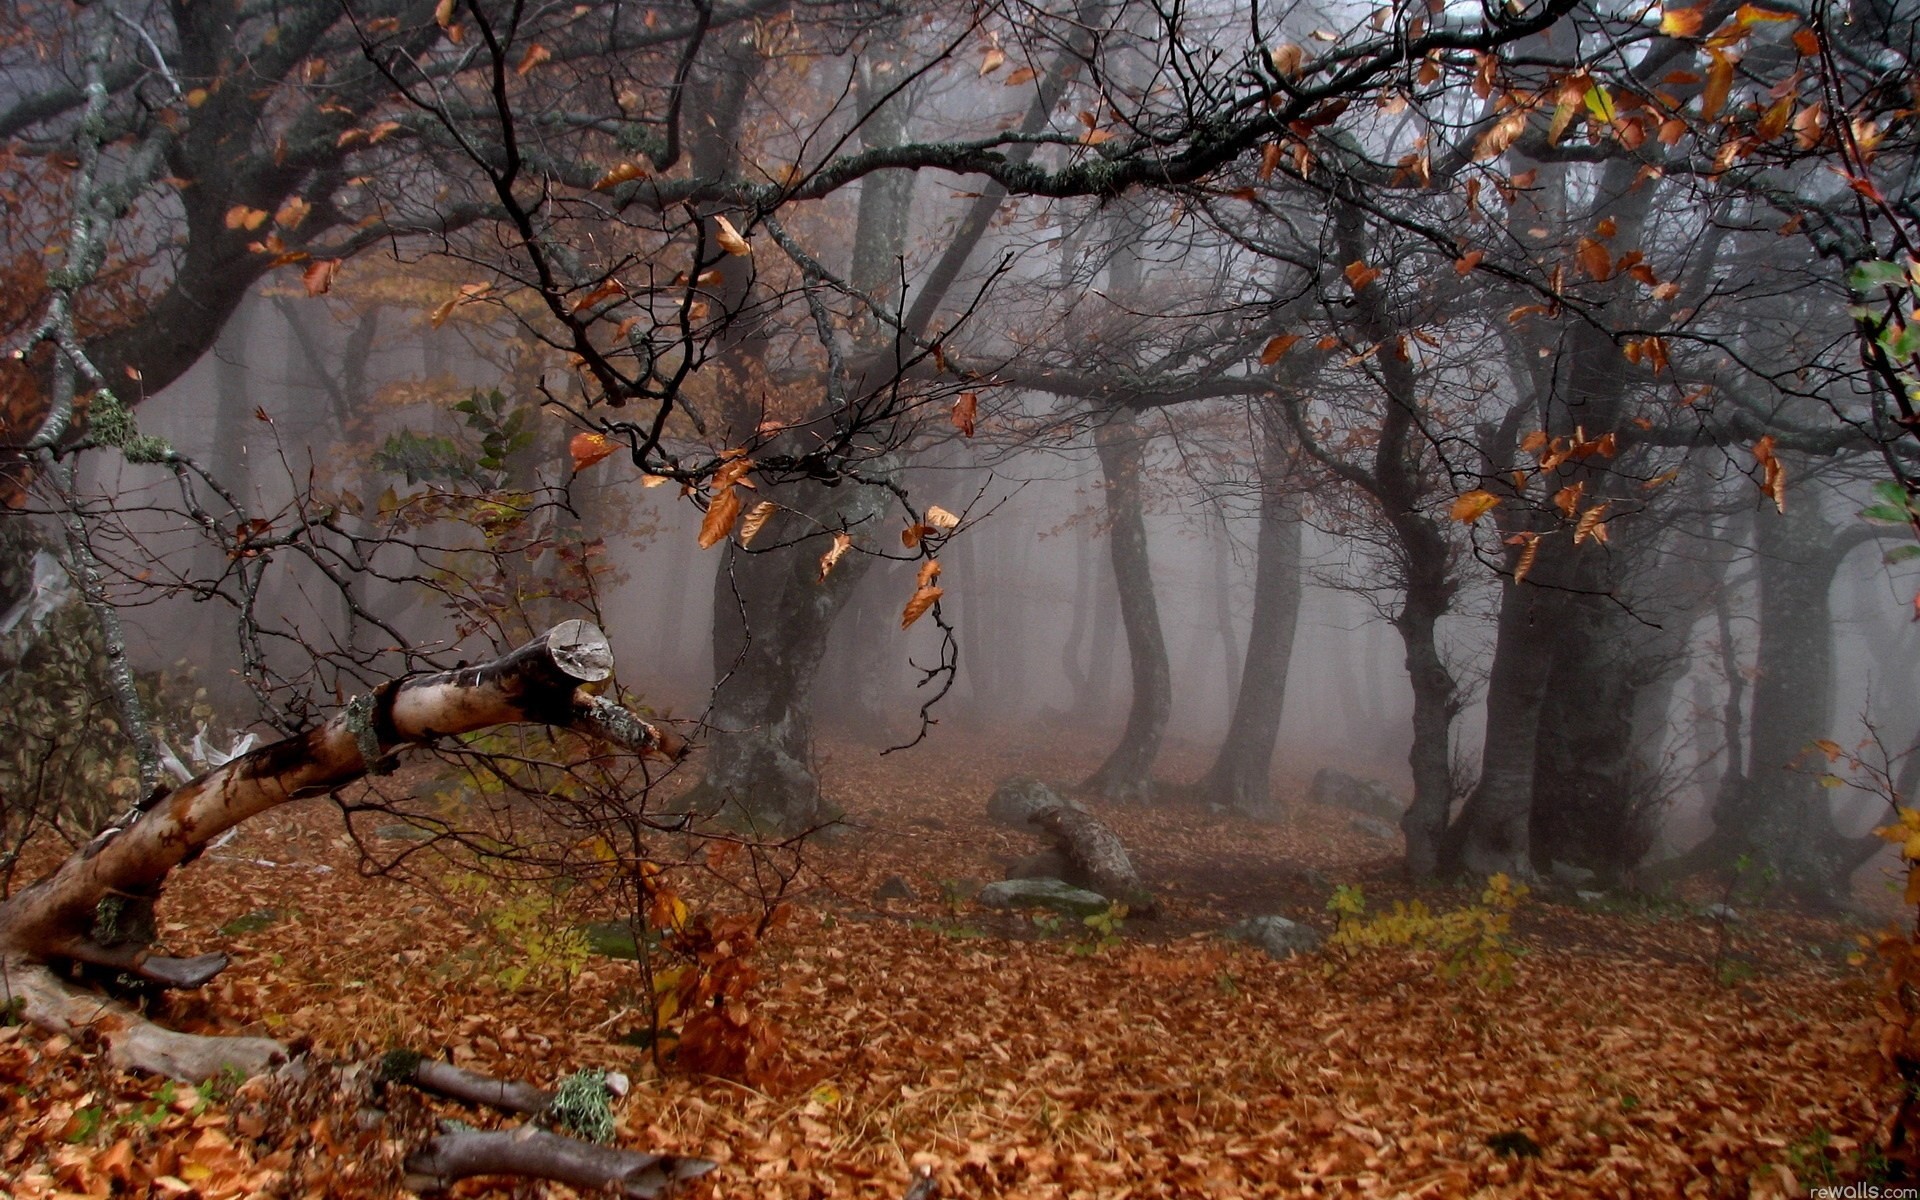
[1199, 435, 1302, 818]
[1083, 417, 1171, 803]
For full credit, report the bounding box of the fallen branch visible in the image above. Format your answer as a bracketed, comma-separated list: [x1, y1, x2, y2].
[403, 1126, 715, 1198]
[0, 620, 687, 1081]
[386, 1051, 552, 1115]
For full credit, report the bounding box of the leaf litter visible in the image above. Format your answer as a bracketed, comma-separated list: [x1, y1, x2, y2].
[0, 723, 1891, 1198]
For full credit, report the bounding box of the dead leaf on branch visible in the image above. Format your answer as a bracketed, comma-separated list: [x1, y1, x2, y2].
[698, 486, 743, 548]
[818, 532, 853, 582]
[569, 432, 616, 472]
[739, 500, 779, 546]
[714, 215, 753, 257]
[1450, 490, 1500, 523]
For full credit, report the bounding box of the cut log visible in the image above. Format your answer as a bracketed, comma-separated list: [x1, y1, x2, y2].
[0, 620, 687, 1080]
[403, 1126, 716, 1197]
[1028, 806, 1155, 916]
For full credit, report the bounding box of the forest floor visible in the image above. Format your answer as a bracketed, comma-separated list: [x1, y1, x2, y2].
[0, 722, 1901, 1199]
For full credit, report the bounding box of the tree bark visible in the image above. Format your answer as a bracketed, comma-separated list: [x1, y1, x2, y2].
[1083, 416, 1171, 804]
[1199, 434, 1302, 819]
[1028, 805, 1154, 914]
[404, 1127, 714, 1198]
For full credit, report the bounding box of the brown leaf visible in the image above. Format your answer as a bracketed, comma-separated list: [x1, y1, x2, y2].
[1264, 43, 1305, 77]
[698, 486, 743, 548]
[1260, 334, 1299, 364]
[901, 584, 943, 629]
[1455, 249, 1485, 275]
[714, 215, 752, 257]
[274, 197, 312, 229]
[1511, 532, 1542, 584]
[924, 504, 960, 531]
[434, 0, 457, 27]
[570, 431, 616, 471]
[1553, 481, 1585, 518]
[1450, 490, 1500, 523]
[952, 391, 977, 437]
[1004, 66, 1037, 86]
[979, 47, 1005, 75]
[1576, 237, 1612, 281]
[917, 559, 942, 588]
[1345, 260, 1381, 290]
[224, 206, 269, 231]
[1659, 5, 1706, 35]
[301, 258, 340, 297]
[1701, 52, 1733, 122]
[739, 500, 779, 545]
[1752, 435, 1786, 512]
[1472, 108, 1529, 161]
[515, 42, 551, 76]
[818, 531, 854, 581]
[593, 161, 649, 190]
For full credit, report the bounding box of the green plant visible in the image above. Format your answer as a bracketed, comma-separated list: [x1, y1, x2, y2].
[446, 873, 591, 992]
[1072, 903, 1128, 957]
[546, 1069, 615, 1144]
[1327, 874, 1529, 989]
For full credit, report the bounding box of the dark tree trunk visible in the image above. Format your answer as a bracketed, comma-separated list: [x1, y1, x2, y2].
[1397, 588, 1458, 878]
[683, 469, 895, 835]
[1199, 433, 1302, 818]
[1528, 592, 1643, 881]
[1083, 417, 1171, 803]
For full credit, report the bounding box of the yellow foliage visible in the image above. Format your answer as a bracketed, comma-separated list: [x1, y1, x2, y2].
[1327, 874, 1529, 989]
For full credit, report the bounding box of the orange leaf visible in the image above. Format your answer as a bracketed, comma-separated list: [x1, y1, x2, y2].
[570, 278, 626, 314]
[979, 46, 1005, 75]
[917, 559, 942, 588]
[1345, 260, 1380, 290]
[1701, 52, 1733, 122]
[1574, 502, 1611, 545]
[434, 0, 457, 26]
[593, 161, 649, 190]
[1259, 142, 1283, 181]
[952, 391, 977, 437]
[1576, 237, 1612, 281]
[901, 584, 943, 629]
[1553, 481, 1585, 518]
[515, 42, 551, 76]
[301, 258, 340, 297]
[924, 504, 960, 531]
[1450, 489, 1500, 523]
[1260, 334, 1299, 364]
[274, 197, 312, 229]
[1455, 249, 1485, 275]
[1752, 435, 1786, 512]
[1264, 43, 1305, 77]
[901, 523, 936, 548]
[224, 206, 269, 231]
[1659, 5, 1705, 36]
[570, 431, 616, 471]
[1512, 532, 1542, 584]
[698, 486, 743, 548]
[1004, 66, 1037, 86]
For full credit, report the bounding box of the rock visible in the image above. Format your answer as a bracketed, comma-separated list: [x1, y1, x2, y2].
[1307, 769, 1406, 824]
[1550, 860, 1597, 887]
[976, 878, 1111, 918]
[873, 875, 918, 902]
[987, 777, 1084, 828]
[1702, 903, 1739, 922]
[1348, 815, 1400, 842]
[1221, 915, 1325, 960]
[374, 822, 435, 841]
[1575, 890, 1606, 903]
[1006, 850, 1074, 882]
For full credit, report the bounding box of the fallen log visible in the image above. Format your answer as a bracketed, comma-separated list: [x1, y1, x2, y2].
[1029, 805, 1156, 916]
[0, 620, 686, 1082]
[404, 1126, 715, 1198]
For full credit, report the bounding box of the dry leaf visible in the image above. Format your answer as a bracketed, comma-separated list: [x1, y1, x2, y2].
[301, 258, 340, 297]
[739, 500, 779, 545]
[980, 47, 1005, 75]
[1450, 490, 1500, 523]
[698, 486, 743, 548]
[593, 161, 649, 190]
[1260, 335, 1298, 364]
[1345, 261, 1381, 290]
[818, 532, 854, 581]
[924, 504, 960, 530]
[515, 42, 551, 75]
[570, 432, 616, 472]
[901, 584, 943, 629]
[952, 392, 977, 438]
[1004, 66, 1037, 86]
[1573, 502, 1611, 545]
[715, 215, 752, 257]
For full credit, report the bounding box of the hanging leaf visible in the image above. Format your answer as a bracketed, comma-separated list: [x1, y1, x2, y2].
[1553, 481, 1585, 518]
[1582, 83, 1617, 123]
[1259, 142, 1283, 181]
[952, 391, 978, 437]
[1511, 532, 1542, 584]
[275, 197, 312, 229]
[1547, 96, 1579, 145]
[593, 161, 649, 190]
[917, 559, 942, 589]
[714, 215, 753, 257]
[1344, 260, 1380, 290]
[1573, 502, 1611, 545]
[1576, 237, 1613, 281]
[901, 523, 937, 548]
[570, 432, 616, 471]
[1004, 66, 1037, 86]
[1752, 435, 1787, 512]
[901, 584, 944, 630]
[924, 504, 961, 531]
[979, 46, 1005, 75]
[1701, 52, 1733, 122]
[1455, 249, 1485, 275]
[1264, 43, 1305, 77]
[817, 531, 854, 581]
[1471, 109, 1529, 162]
[570, 278, 627, 314]
[515, 43, 552, 75]
[739, 500, 779, 545]
[698, 486, 743, 548]
[1450, 490, 1500, 523]
[434, 0, 457, 26]
[301, 258, 340, 297]
[1260, 335, 1299, 364]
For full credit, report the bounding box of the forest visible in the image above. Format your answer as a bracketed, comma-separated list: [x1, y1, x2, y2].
[2, 0, 1920, 1193]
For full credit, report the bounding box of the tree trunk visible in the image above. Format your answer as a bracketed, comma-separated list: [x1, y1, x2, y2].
[0, 620, 681, 1080]
[1397, 592, 1458, 878]
[1444, 577, 1560, 879]
[1199, 437, 1301, 818]
[1527, 592, 1642, 881]
[1083, 417, 1171, 803]
[682, 470, 895, 835]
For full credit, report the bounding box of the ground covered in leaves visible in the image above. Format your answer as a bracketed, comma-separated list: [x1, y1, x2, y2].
[0, 724, 1899, 1198]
